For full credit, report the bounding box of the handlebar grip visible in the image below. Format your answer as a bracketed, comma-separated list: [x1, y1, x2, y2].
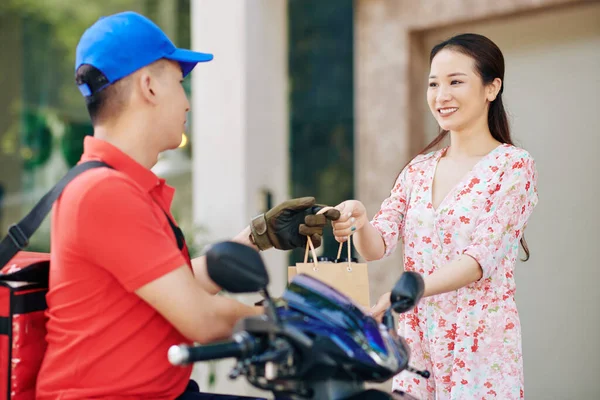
[168, 332, 257, 366]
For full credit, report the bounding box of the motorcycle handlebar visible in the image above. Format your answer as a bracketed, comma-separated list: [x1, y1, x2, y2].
[168, 332, 258, 366]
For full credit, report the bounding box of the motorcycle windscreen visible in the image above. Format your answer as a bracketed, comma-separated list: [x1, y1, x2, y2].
[284, 274, 387, 357]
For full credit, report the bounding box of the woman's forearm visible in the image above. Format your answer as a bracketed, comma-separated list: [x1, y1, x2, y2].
[422, 255, 483, 297]
[353, 221, 386, 261]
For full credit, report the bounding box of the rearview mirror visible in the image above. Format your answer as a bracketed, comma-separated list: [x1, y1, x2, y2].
[390, 271, 424, 314]
[205, 241, 269, 293]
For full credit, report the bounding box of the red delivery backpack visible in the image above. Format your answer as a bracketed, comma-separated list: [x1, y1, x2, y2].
[0, 160, 190, 399]
[0, 161, 111, 399]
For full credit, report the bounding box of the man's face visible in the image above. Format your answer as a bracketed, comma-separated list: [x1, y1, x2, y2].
[151, 60, 190, 151]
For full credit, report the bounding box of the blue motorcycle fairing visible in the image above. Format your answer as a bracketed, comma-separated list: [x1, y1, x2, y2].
[280, 274, 406, 378]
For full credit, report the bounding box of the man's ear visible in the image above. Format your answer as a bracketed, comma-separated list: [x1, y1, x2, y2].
[137, 68, 159, 105]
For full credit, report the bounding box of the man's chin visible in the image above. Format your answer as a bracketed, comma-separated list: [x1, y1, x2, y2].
[163, 140, 183, 152]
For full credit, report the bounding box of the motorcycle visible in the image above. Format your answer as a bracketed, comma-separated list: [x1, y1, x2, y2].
[169, 242, 430, 399]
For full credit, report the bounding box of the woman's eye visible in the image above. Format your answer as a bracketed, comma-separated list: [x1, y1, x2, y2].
[451, 80, 462, 85]
[428, 82, 437, 88]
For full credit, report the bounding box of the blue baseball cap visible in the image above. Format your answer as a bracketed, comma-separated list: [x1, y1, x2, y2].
[75, 11, 213, 97]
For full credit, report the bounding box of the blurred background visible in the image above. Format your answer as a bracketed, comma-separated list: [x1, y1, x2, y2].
[0, 0, 598, 398]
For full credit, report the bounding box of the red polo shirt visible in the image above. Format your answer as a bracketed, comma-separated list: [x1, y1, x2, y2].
[36, 137, 193, 399]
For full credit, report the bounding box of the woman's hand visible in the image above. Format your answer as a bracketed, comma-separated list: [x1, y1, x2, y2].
[369, 291, 391, 323]
[332, 200, 368, 243]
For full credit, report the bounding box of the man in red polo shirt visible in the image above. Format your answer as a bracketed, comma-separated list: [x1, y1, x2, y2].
[35, 11, 339, 400]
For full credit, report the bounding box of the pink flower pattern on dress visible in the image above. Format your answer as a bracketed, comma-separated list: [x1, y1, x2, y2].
[371, 144, 538, 400]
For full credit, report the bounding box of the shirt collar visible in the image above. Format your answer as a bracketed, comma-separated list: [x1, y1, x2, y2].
[80, 136, 163, 192]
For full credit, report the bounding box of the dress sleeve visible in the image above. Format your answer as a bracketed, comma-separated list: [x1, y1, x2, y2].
[462, 151, 539, 279]
[370, 165, 412, 259]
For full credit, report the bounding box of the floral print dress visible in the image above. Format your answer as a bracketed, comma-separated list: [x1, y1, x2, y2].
[371, 144, 538, 400]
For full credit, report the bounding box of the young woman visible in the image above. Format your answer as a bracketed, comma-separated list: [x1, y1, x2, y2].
[332, 33, 538, 399]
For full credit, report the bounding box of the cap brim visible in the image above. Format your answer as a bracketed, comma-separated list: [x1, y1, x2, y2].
[166, 48, 214, 77]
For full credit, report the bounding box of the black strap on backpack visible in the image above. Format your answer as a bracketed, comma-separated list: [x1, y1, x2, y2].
[0, 161, 186, 268]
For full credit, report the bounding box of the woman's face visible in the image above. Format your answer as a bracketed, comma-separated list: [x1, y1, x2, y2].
[427, 49, 497, 134]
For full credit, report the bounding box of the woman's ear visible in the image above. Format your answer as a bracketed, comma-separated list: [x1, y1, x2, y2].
[487, 77, 502, 102]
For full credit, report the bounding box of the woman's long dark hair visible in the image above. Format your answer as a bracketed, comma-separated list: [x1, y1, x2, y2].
[416, 33, 530, 260]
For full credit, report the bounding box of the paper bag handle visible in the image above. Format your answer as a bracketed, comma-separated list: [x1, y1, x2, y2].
[336, 235, 352, 262]
[304, 235, 353, 272]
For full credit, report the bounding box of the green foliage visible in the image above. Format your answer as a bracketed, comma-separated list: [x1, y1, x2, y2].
[21, 110, 52, 170]
[61, 121, 93, 167]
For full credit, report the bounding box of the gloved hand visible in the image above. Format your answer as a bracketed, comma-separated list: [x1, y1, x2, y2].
[250, 197, 340, 251]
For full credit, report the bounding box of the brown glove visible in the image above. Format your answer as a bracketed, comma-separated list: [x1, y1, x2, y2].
[250, 197, 340, 251]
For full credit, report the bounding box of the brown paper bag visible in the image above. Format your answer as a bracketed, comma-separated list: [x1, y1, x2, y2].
[288, 235, 370, 309]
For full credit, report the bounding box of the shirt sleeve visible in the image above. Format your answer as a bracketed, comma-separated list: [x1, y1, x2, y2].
[370, 164, 412, 258]
[75, 176, 188, 292]
[462, 151, 539, 279]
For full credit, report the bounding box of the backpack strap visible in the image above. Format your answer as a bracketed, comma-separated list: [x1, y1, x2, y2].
[0, 161, 111, 268]
[0, 160, 189, 269]
[163, 211, 186, 253]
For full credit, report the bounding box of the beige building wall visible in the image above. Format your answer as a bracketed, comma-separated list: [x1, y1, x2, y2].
[357, 0, 599, 398]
